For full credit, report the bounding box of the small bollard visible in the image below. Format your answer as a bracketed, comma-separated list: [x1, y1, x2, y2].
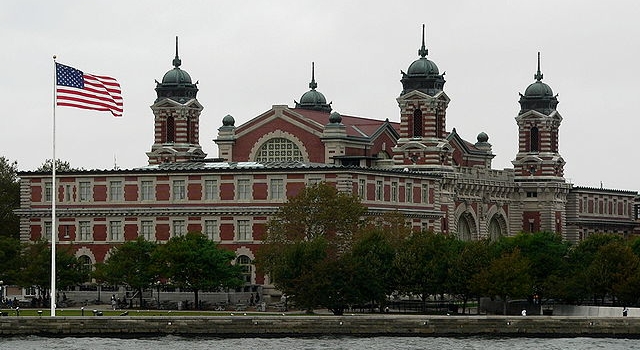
[92, 309, 98, 316]
[37, 310, 43, 317]
[81, 307, 84, 316]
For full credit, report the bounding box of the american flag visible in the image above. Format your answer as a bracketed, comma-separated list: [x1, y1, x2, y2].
[55, 63, 123, 117]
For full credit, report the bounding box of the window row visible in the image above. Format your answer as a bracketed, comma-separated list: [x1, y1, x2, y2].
[579, 197, 630, 216]
[39, 219, 255, 243]
[41, 178, 287, 203]
[358, 178, 430, 204]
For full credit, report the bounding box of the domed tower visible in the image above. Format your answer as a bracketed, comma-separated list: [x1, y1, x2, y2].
[295, 62, 332, 112]
[392, 25, 452, 171]
[147, 37, 206, 165]
[512, 52, 564, 180]
[512, 53, 569, 236]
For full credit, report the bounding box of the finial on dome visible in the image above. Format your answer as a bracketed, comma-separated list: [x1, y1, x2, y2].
[418, 24, 428, 58]
[309, 62, 317, 90]
[172, 36, 182, 68]
[534, 52, 543, 82]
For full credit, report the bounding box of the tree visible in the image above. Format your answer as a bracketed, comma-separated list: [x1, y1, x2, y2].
[562, 234, 625, 304]
[507, 232, 570, 308]
[19, 240, 88, 291]
[447, 239, 491, 314]
[0, 235, 21, 284]
[0, 157, 20, 239]
[394, 231, 457, 306]
[257, 182, 368, 314]
[156, 232, 243, 309]
[93, 237, 159, 307]
[36, 159, 77, 172]
[349, 227, 401, 312]
[585, 241, 639, 305]
[474, 248, 532, 315]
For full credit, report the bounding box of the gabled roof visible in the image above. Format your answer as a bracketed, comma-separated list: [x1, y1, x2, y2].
[292, 108, 400, 139]
[446, 129, 487, 156]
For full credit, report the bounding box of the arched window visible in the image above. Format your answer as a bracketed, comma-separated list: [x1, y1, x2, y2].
[186, 117, 192, 144]
[435, 108, 441, 138]
[236, 255, 252, 284]
[488, 217, 503, 241]
[413, 109, 423, 137]
[79, 255, 92, 281]
[166, 116, 175, 143]
[457, 216, 472, 241]
[255, 138, 303, 162]
[530, 126, 539, 152]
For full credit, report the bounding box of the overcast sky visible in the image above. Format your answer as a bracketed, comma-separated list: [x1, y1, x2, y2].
[2, 1, 639, 192]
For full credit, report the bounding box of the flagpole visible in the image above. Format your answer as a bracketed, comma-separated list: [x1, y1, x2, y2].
[51, 55, 57, 317]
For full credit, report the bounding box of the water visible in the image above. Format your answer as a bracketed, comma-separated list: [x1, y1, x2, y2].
[2, 336, 640, 350]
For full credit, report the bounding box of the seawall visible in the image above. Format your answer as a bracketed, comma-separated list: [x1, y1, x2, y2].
[1, 315, 640, 338]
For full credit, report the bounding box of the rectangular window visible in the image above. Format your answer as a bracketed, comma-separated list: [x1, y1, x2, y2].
[109, 221, 122, 241]
[172, 220, 186, 237]
[358, 179, 366, 199]
[109, 180, 123, 201]
[141, 180, 154, 201]
[141, 220, 154, 241]
[64, 184, 72, 202]
[526, 191, 538, 198]
[308, 178, 322, 185]
[204, 219, 219, 241]
[172, 180, 186, 200]
[376, 180, 383, 201]
[422, 184, 429, 204]
[44, 182, 52, 202]
[391, 181, 398, 202]
[78, 221, 91, 241]
[405, 182, 413, 202]
[43, 222, 52, 241]
[79, 181, 91, 202]
[204, 179, 218, 200]
[270, 179, 284, 200]
[237, 220, 251, 241]
[237, 179, 251, 200]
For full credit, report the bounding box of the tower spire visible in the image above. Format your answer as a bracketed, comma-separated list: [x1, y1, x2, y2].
[418, 24, 428, 58]
[172, 36, 182, 68]
[534, 51, 543, 82]
[309, 62, 317, 90]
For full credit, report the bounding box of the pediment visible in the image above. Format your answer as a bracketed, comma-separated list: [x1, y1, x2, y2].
[152, 98, 203, 110]
[397, 90, 450, 103]
[234, 106, 324, 139]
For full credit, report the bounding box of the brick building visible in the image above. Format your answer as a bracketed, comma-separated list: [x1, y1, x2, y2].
[16, 32, 638, 298]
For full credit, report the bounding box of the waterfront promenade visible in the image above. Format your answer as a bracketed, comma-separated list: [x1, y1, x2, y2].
[1, 314, 639, 338]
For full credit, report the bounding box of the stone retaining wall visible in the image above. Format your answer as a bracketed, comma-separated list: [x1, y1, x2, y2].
[1, 315, 640, 338]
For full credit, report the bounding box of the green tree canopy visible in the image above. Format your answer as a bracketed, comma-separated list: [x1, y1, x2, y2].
[0, 157, 20, 239]
[0, 235, 22, 284]
[447, 239, 491, 313]
[36, 159, 78, 172]
[93, 237, 159, 307]
[585, 240, 639, 305]
[473, 248, 533, 315]
[257, 182, 368, 314]
[18, 239, 88, 291]
[155, 232, 243, 309]
[394, 231, 457, 302]
[504, 232, 570, 303]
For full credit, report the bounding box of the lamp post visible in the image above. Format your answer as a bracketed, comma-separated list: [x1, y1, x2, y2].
[156, 281, 161, 310]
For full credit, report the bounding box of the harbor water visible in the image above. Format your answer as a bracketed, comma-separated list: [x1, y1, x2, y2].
[3, 335, 640, 350]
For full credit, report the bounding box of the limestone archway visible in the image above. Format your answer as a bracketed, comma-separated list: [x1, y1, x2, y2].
[485, 206, 509, 241]
[454, 204, 478, 241]
[487, 214, 508, 241]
